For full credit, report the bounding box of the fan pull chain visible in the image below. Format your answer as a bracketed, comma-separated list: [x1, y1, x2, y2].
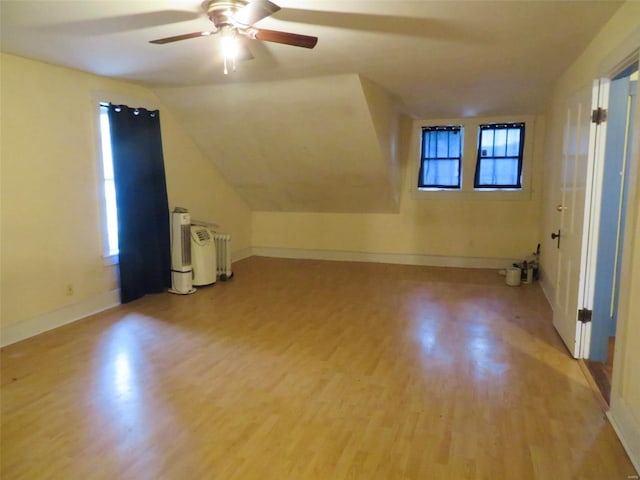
[223, 55, 237, 75]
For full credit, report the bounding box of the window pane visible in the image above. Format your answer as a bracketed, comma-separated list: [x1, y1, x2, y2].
[477, 158, 494, 185]
[99, 108, 114, 180]
[99, 104, 119, 257]
[478, 158, 519, 186]
[493, 128, 507, 157]
[448, 131, 460, 158]
[104, 179, 119, 255]
[497, 158, 519, 185]
[423, 159, 459, 187]
[480, 129, 494, 157]
[427, 133, 437, 158]
[436, 131, 449, 158]
[506, 128, 521, 156]
[423, 129, 461, 160]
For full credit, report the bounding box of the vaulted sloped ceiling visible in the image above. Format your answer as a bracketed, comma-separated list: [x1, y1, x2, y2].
[154, 74, 404, 212]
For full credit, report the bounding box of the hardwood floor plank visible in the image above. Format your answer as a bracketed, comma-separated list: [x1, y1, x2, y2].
[1, 257, 636, 479]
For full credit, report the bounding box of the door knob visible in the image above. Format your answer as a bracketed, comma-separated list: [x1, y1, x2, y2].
[556, 204, 567, 212]
[551, 230, 561, 248]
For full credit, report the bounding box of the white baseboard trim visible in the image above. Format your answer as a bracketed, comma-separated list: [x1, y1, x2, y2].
[608, 394, 640, 474]
[251, 246, 518, 270]
[1, 289, 121, 348]
[1, 249, 254, 348]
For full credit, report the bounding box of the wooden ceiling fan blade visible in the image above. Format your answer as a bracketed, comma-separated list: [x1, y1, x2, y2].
[149, 31, 213, 44]
[253, 28, 318, 49]
[232, 0, 281, 27]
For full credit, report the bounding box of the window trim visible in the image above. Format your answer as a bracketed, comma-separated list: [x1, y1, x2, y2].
[474, 122, 526, 189]
[417, 125, 463, 190]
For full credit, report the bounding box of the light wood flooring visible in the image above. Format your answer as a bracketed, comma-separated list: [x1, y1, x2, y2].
[1, 257, 636, 479]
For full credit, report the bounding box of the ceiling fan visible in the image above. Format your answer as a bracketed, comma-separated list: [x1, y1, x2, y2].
[149, 0, 318, 74]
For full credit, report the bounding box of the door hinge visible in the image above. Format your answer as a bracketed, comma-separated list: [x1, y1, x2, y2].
[591, 107, 607, 125]
[577, 308, 592, 323]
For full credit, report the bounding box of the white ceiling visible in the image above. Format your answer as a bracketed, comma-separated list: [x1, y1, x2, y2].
[0, 1, 623, 213]
[0, 1, 622, 118]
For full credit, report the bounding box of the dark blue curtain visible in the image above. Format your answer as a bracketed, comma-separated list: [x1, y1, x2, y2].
[108, 104, 171, 303]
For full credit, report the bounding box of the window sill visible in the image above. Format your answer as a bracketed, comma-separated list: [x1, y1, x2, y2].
[417, 187, 461, 192]
[415, 188, 532, 201]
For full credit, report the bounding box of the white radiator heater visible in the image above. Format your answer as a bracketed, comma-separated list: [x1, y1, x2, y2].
[211, 233, 233, 280]
[169, 209, 196, 295]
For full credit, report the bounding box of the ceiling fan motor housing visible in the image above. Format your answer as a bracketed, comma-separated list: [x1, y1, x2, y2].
[206, 0, 249, 29]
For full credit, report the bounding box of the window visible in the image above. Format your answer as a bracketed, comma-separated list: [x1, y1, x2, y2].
[474, 123, 525, 189]
[418, 126, 463, 189]
[99, 104, 119, 259]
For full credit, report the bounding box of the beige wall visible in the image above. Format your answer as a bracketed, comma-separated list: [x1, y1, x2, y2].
[253, 114, 545, 262]
[0, 53, 251, 332]
[360, 77, 403, 204]
[619, 176, 640, 451]
[538, 2, 640, 469]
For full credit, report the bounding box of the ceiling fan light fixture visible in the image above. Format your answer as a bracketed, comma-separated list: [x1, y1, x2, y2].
[221, 31, 240, 75]
[148, 0, 319, 72]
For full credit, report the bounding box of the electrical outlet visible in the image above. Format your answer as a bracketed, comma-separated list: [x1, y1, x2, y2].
[66, 284, 74, 296]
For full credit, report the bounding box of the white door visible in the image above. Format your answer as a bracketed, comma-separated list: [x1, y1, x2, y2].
[553, 81, 606, 357]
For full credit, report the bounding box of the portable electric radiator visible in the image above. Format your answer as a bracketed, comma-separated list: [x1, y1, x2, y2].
[211, 233, 233, 280]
